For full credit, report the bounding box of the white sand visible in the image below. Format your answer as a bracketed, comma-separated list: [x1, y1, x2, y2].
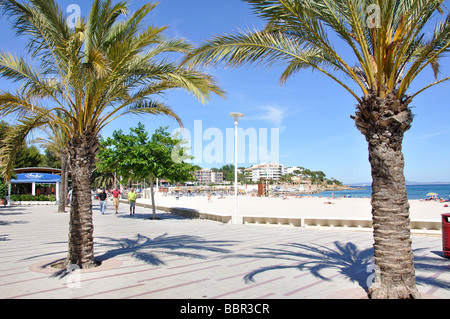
[138, 194, 449, 222]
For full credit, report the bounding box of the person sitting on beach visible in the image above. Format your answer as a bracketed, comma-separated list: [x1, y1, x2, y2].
[323, 201, 334, 204]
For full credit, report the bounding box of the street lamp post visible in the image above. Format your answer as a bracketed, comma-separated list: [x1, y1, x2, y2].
[229, 112, 244, 224]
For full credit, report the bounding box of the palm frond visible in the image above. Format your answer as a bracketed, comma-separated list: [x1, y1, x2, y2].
[0, 114, 49, 180]
[186, 0, 449, 101]
[1, 0, 223, 147]
[97, 99, 183, 133]
[184, 27, 362, 101]
[0, 51, 64, 99]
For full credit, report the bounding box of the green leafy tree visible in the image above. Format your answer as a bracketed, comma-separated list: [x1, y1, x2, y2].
[41, 149, 60, 169]
[0, 177, 7, 200]
[0, 121, 43, 170]
[0, 0, 223, 269]
[98, 123, 196, 219]
[13, 145, 43, 168]
[220, 164, 235, 182]
[184, 0, 450, 298]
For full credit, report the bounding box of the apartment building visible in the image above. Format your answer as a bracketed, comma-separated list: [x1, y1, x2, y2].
[193, 168, 224, 185]
[246, 162, 284, 182]
[283, 166, 304, 175]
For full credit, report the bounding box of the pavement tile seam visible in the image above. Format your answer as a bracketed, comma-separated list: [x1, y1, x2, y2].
[122, 278, 211, 299]
[209, 276, 286, 299]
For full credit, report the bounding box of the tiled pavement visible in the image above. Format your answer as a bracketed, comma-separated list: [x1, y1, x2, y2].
[0, 203, 449, 300]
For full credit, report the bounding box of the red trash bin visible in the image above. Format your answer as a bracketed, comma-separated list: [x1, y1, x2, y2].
[442, 213, 450, 258]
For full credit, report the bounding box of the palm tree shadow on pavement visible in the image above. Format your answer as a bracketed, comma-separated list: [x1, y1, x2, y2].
[240, 242, 374, 292]
[236, 241, 450, 294]
[94, 233, 238, 267]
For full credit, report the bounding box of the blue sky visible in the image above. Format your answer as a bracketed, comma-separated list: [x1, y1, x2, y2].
[1, 0, 450, 184]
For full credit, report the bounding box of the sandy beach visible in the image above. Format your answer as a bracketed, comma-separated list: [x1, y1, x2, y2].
[138, 194, 448, 222]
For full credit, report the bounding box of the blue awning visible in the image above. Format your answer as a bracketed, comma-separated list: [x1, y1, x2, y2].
[11, 173, 61, 183]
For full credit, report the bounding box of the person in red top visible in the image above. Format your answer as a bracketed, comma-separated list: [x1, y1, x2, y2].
[111, 186, 121, 214]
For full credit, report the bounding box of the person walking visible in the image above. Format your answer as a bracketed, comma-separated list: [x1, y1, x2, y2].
[128, 188, 137, 215]
[98, 188, 108, 215]
[111, 186, 121, 214]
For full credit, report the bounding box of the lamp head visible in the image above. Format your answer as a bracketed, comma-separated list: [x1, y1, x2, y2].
[229, 112, 244, 125]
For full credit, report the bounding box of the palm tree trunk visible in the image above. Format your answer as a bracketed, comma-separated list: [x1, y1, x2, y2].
[149, 173, 156, 219]
[354, 91, 420, 299]
[64, 157, 69, 207]
[66, 134, 99, 269]
[58, 150, 68, 213]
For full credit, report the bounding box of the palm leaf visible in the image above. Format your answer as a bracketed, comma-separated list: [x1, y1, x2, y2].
[186, 0, 449, 101]
[184, 27, 362, 101]
[0, 114, 49, 179]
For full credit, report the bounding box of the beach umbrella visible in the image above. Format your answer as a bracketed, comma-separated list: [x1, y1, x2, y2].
[426, 192, 438, 198]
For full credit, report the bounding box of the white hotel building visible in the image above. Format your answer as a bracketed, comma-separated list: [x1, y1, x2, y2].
[245, 162, 303, 183]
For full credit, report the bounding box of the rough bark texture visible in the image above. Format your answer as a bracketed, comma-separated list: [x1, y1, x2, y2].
[353, 90, 421, 299]
[66, 133, 99, 269]
[57, 150, 68, 213]
[63, 156, 69, 208]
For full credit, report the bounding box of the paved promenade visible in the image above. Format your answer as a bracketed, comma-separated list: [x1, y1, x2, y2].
[0, 203, 449, 300]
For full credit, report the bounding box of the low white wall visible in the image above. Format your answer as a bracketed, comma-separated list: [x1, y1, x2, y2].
[10, 201, 57, 205]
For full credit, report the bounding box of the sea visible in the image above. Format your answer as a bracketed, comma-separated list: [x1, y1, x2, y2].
[314, 184, 450, 200]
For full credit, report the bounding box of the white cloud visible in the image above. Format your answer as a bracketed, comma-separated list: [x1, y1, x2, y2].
[258, 105, 287, 127]
[244, 105, 288, 130]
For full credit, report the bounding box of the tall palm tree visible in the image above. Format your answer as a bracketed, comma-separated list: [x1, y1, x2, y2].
[33, 109, 70, 213]
[184, 0, 450, 298]
[0, 0, 223, 269]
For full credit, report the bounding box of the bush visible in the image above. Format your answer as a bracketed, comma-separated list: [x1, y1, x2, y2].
[22, 195, 29, 201]
[10, 194, 21, 201]
[10, 194, 57, 201]
[0, 179, 6, 199]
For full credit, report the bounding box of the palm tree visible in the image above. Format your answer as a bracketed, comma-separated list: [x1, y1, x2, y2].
[184, 0, 450, 298]
[93, 169, 115, 190]
[33, 109, 70, 213]
[0, 0, 223, 269]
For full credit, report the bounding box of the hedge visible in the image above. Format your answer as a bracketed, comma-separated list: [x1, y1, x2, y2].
[10, 194, 56, 202]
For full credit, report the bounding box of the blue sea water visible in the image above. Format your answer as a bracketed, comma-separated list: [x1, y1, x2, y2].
[314, 184, 450, 200]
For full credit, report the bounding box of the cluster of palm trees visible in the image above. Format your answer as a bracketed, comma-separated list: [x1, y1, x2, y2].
[0, 0, 449, 299]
